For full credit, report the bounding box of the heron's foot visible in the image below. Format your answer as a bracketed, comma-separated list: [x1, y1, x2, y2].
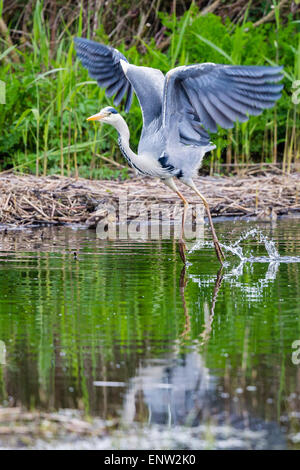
[213, 238, 225, 265]
[178, 238, 187, 264]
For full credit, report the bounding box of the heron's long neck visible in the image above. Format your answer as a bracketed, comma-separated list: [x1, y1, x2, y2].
[114, 116, 139, 169]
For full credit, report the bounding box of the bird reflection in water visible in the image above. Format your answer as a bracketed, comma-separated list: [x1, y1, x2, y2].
[120, 253, 289, 449]
[180, 264, 224, 343]
[122, 263, 226, 423]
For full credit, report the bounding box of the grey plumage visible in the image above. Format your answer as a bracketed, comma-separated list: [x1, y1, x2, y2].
[75, 37, 283, 182]
[76, 37, 283, 265]
[74, 38, 133, 111]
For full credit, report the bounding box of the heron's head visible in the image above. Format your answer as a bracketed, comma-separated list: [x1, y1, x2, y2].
[87, 106, 119, 124]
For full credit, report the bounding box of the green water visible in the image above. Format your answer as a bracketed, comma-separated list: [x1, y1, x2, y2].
[0, 219, 300, 449]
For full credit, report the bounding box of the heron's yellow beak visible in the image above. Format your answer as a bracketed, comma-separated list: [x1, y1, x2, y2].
[87, 113, 106, 121]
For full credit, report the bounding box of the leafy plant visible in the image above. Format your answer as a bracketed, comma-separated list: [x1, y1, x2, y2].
[0, 3, 299, 177]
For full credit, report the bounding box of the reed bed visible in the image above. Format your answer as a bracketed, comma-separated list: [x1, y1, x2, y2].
[0, 171, 299, 227]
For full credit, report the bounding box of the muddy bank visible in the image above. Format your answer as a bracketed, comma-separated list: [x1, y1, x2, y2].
[0, 172, 299, 227]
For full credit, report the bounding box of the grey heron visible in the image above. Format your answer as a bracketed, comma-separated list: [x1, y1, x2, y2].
[74, 37, 283, 264]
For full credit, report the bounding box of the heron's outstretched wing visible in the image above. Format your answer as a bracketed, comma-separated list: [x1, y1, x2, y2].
[74, 37, 133, 112]
[74, 38, 165, 127]
[162, 63, 284, 144]
[120, 62, 165, 127]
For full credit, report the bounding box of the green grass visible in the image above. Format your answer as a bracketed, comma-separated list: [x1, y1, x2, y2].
[0, 2, 299, 178]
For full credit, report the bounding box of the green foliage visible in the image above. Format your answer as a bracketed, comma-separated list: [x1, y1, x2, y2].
[0, 4, 299, 177]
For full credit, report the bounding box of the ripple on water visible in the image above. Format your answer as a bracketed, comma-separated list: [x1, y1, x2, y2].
[0, 220, 300, 449]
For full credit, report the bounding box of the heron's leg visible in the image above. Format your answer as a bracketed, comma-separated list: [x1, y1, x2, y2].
[162, 178, 189, 263]
[163, 178, 189, 237]
[182, 179, 225, 264]
[178, 196, 189, 264]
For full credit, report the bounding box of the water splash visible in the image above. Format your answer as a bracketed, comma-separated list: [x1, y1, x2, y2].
[188, 227, 300, 306]
[219, 243, 245, 261]
[221, 229, 300, 263]
[221, 228, 280, 262]
[189, 228, 300, 264]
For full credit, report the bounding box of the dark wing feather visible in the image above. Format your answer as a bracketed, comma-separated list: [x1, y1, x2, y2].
[163, 63, 284, 145]
[74, 37, 133, 112]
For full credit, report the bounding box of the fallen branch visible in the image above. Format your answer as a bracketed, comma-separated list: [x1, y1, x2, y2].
[200, 0, 221, 16]
[0, 18, 20, 63]
[253, 0, 289, 28]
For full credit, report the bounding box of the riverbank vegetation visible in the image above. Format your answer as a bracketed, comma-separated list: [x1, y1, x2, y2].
[0, 0, 299, 178]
